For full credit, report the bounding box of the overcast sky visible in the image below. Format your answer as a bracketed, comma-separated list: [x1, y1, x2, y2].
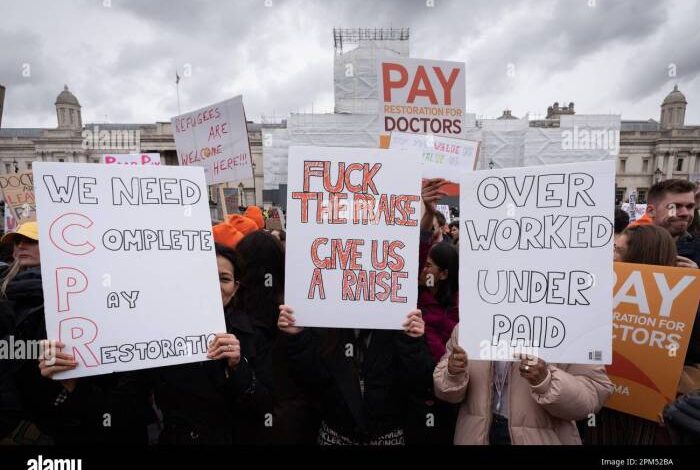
[1, 0, 698, 128]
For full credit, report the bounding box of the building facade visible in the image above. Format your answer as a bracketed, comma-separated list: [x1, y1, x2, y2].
[0, 85, 272, 219]
[616, 85, 700, 203]
[1, 84, 698, 214]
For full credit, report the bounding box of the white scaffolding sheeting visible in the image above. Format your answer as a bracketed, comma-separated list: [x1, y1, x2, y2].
[334, 40, 409, 115]
[524, 115, 620, 166]
[262, 128, 290, 190]
[289, 113, 380, 147]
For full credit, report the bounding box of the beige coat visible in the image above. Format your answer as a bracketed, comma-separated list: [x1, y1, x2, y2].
[434, 327, 614, 445]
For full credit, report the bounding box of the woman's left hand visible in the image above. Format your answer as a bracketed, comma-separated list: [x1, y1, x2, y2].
[403, 310, 425, 338]
[516, 354, 548, 386]
[207, 333, 241, 370]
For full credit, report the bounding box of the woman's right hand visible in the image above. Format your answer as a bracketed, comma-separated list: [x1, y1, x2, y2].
[447, 344, 468, 376]
[278, 305, 304, 335]
[38, 340, 78, 392]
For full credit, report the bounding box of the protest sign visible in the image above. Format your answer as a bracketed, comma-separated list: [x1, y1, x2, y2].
[34, 162, 225, 379]
[389, 131, 478, 179]
[605, 262, 699, 421]
[378, 58, 466, 139]
[0, 170, 36, 222]
[266, 206, 286, 231]
[102, 153, 161, 166]
[621, 202, 646, 222]
[285, 146, 422, 329]
[436, 204, 451, 224]
[171, 95, 253, 185]
[458, 160, 616, 364]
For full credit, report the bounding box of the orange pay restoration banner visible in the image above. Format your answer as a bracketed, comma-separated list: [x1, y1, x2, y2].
[606, 262, 700, 421]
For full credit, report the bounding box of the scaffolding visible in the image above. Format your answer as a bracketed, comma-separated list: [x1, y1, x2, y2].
[333, 27, 409, 54]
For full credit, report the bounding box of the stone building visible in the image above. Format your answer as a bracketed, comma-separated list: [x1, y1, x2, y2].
[0, 85, 271, 217]
[616, 85, 700, 203]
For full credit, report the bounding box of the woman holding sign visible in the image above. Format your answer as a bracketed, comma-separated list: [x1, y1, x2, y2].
[277, 305, 434, 446]
[595, 224, 686, 445]
[1, 223, 150, 444]
[434, 326, 613, 445]
[146, 243, 275, 445]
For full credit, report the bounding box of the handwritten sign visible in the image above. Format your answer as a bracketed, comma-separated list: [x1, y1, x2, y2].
[458, 160, 616, 364]
[34, 162, 225, 379]
[102, 153, 161, 166]
[266, 206, 286, 231]
[378, 58, 466, 138]
[171, 95, 253, 185]
[389, 131, 478, 180]
[0, 170, 36, 222]
[285, 146, 422, 329]
[605, 262, 700, 421]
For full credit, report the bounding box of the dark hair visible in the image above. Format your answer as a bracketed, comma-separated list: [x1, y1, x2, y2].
[232, 231, 285, 329]
[427, 242, 458, 308]
[614, 208, 630, 234]
[276, 230, 286, 242]
[448, 220, 459, 230]
[215, 243, 239, 273]
[648, 179, 696, 205]
[434, 211, 446, 227]
[621, 225, 677, 266]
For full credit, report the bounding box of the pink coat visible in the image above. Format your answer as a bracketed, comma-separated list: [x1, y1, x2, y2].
[433, 327, 614, 445]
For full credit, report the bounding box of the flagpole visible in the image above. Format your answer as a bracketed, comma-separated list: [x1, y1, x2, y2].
[175, 69, 181, 115]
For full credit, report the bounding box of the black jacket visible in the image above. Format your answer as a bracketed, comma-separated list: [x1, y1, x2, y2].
[0, 268, 149, 444]
[286, 328, 435, 442]
[150, 307, 275, 445]
[677, 232, 700, 270]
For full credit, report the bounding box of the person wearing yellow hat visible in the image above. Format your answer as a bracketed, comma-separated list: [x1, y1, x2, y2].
[1, 221, 41, 296]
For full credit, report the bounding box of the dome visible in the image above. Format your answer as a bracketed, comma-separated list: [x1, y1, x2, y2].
[662, 85, 686, 105]
[55, 85, 80, 106]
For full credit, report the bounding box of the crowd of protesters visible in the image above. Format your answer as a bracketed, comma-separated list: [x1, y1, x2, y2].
[0, 178, 698, 446]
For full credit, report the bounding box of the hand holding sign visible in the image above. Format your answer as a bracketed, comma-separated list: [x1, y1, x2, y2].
[676, 256, 698, 269]
[206, 333, 241, 370]
[38, 340, 78, 392]
[277, 305, 304, 335]
[402, 310, 425, 338]
[448, 344, 468, 376]
[516, 353, 549, 386]
[421, 178, 448, 235]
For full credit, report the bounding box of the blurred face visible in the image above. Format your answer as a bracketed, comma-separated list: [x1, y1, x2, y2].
[14, 237, 40, 267]
[450, 225, 459, 241]
[421, 256, 448, 288]
[649, 191, 695, 237]
[217, 255, 238, 307]
[432, 218, 443, 243]
[613, 233, 628, 262]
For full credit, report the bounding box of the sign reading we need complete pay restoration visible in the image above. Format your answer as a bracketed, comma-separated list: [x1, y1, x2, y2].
[34, 162, 225, 379]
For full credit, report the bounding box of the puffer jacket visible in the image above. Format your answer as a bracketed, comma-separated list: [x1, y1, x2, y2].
[434, 326, 614, 445]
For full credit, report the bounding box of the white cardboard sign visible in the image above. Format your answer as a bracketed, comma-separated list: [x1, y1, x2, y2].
[458, 160, 615, 364]
[171, 95, 253, 185]
[102, 153, 161, 166]
[285, 146, 422, 329]
[389, 131, 478, 180]
[34, 162, 225, 378]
